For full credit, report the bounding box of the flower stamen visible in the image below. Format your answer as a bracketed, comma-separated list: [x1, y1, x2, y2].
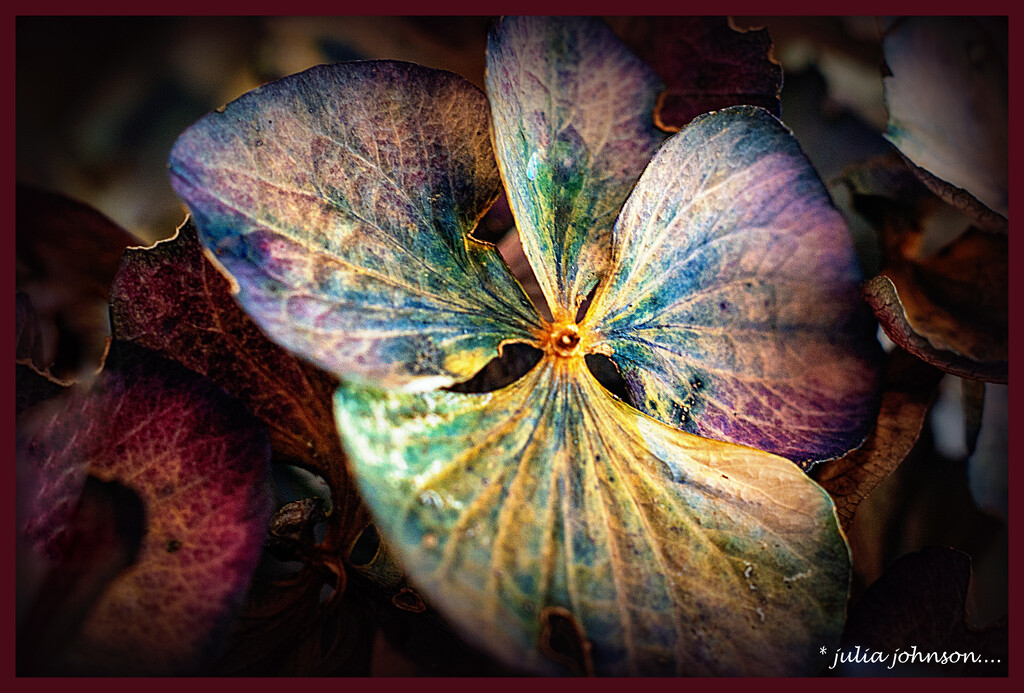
[544, 323, 582, 358]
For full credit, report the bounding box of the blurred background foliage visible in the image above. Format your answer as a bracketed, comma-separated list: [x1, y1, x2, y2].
[15, 16, 1007, 675]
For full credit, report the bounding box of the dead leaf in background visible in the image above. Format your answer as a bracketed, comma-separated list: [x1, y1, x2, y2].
[881, 17, 1007, 228]
[837, 154, 1007, 382]
[18, 477, 145, 675]
[109, 220, 426, 673]
[15, 184, 136, 378]
[842, 547, 1006, 676]
[110, 220, 371, 560]
[864, 263, 1006, 383]
[607, 16, 781, 131]
[17, 341, 273, 675]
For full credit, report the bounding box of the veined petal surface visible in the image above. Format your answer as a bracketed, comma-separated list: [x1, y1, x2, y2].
[584, 107, 881, 466]
[335, 357, 850, 676]
[169, 61, 540, 390]
[486, 16, 667, 320]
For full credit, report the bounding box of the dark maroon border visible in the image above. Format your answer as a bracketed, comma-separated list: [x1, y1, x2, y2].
[7, 2, 1020, 691]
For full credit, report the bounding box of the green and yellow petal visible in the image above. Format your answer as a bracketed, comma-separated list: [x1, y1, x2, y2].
[335, 355, 850, 675]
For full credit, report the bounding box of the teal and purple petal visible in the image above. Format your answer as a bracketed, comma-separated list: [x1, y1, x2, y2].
[486, 16, 667, 320]
[169, 61, 540, 390]
[584, 106, 882, 467]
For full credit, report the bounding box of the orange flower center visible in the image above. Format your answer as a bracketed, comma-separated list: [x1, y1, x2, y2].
[547, 323, 581, 358]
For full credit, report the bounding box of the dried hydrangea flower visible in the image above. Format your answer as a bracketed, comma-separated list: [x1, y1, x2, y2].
[169, 16, 880, 676]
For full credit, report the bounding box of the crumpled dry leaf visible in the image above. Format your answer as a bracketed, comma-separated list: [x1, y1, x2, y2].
[838, 154, 1007, 382]
[864, 253, 1006, 383]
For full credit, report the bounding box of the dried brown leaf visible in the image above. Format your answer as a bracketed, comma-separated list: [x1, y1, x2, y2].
[813, 348, 944, 530]
[608, 16, 782, 131]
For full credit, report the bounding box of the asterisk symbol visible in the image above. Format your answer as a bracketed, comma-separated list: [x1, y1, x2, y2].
[820, 646, 828, 655]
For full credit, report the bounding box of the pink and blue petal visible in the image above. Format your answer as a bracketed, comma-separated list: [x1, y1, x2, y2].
[585, 107, 882, 466]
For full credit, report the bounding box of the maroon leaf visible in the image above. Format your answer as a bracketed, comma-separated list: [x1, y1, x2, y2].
[18, 477, 145, 675]
[609, 16, 781, 131]
[15, 183, 137, 377]
[111, 221, 341, 475]
[17, 341, 273, 675]
[864, 265, 1006, 383]
[109, 220, 368, 556]
[109, 219, 412, 672]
